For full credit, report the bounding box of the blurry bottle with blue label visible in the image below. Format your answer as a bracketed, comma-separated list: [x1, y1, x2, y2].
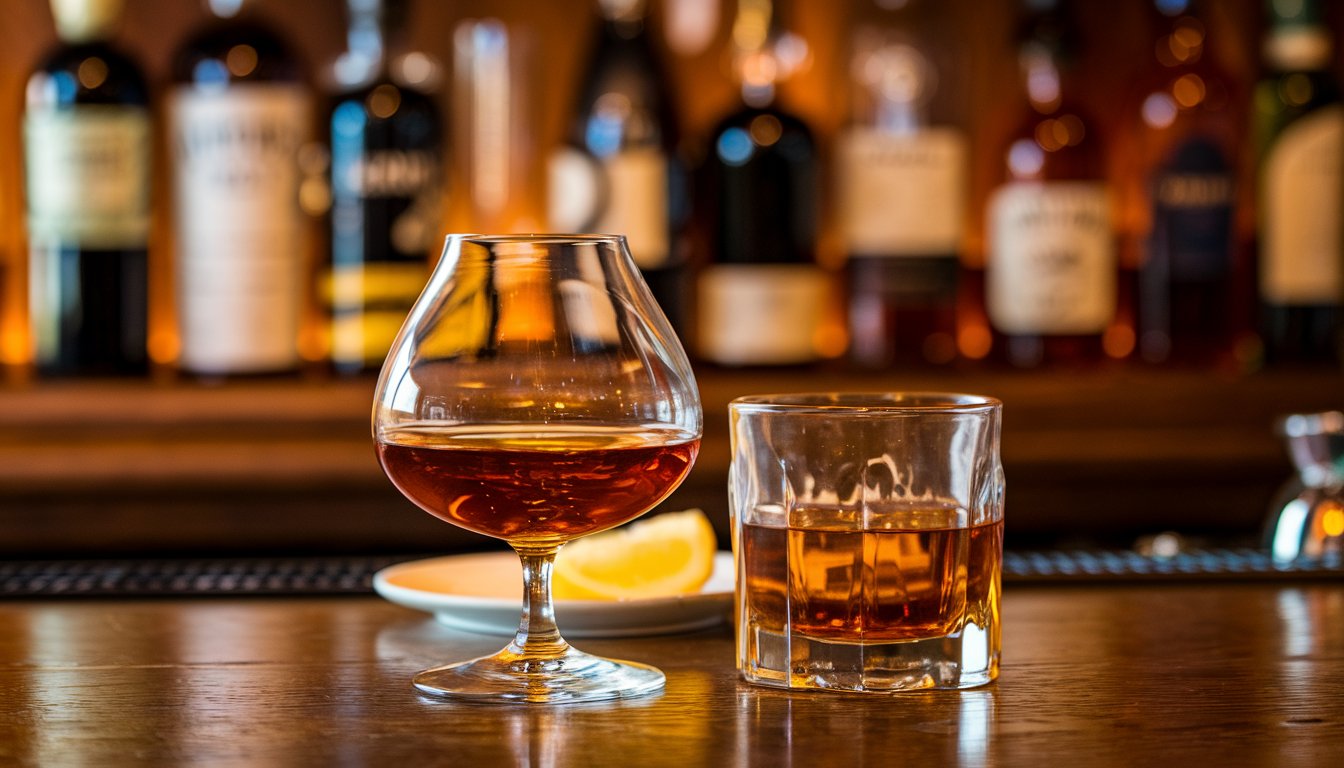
[325, 0, 442, 374]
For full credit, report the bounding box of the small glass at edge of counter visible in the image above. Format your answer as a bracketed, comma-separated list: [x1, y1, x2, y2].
[729, 392, 1004, 693]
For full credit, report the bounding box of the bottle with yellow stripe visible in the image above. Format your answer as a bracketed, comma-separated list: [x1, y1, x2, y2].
[325, 0, 443, 373]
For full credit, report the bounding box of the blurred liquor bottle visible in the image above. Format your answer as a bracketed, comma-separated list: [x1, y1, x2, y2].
[549, 0, 690, 334]
[324, 0, 442, 374]
[695, 0, 827, 367]
[169, 0, 312, 376]
[839, 0, 968, 369]
[1117, 0, 1252, 368]
[982, 0, 1116, 368]
[24, 0, 149, 375]
[1254, 0, 1343, 364]
[451, 18, 543, 234]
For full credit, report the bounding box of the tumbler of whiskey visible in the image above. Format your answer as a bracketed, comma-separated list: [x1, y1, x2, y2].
[729, 392, 1004, 692]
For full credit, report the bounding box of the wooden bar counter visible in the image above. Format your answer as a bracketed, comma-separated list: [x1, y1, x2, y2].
[2, 581, 1342, 766]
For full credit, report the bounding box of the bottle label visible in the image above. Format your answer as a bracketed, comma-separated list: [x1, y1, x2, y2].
[24, 105, 150, 249]
[332, 147, 440, 261]
[170, 84, 310, 373]
[547, 145, 670, 269]
[987, 181, 1115, 335]
[837, 126, 966, 257]
[1150, 138, 1235, 282]
[696, 264, 827, 365]
[1261, 105, 1343, 306]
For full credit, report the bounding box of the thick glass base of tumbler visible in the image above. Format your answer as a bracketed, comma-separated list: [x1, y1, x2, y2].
[412, 646, 665, 704]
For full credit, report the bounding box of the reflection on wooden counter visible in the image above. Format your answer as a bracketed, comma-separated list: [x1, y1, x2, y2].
[0, 583, 1341, 764]
[0, 367, 1341, 557]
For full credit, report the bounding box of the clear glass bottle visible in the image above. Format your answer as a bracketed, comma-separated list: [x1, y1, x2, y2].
[549, 0, 688, 334]
[695, 0, 827, 367]
[325, 0, 442, 374]
[982, 0, 1116, 368]
[1254, 0, 1343, 365]
[24, 0, 149, 375]
[838, 0, 968, 369]
[169, 0, 311, 376]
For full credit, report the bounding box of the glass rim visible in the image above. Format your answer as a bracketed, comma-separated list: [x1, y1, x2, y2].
[445, 233, 628, 246]
[730, 392, 1002, 415]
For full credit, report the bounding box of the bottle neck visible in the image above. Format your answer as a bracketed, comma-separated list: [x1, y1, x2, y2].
[336, 0, 426, 89]
[732, 0, 805, 109]
[600, 0, 648, 38]
[1265, 0, 1334, 70]
[1020, 44, 1063, 114]
[50, 0, 123, 43]
[1015, 0, 1075, 114]
[1266, 26, 1334, 71]
[207, 0, 248, 19]
[855, 38, 934, 133]
[1153, 1, 1208, 68]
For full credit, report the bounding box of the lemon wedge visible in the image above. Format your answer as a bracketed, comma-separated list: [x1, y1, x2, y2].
[553, 509, 718, 601]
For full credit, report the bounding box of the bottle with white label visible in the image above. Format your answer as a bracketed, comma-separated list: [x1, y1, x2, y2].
[325, 0, 442, 374]
[1254, 0, 1343, 365]
[982, 0, 1116, 368]
[838, 0, 968, 369]
[696, 0, 827, 367]
[548, 0, 687, 334]
[24, 0, 150, 376]
[1119, 0, 1251, 368]
[169, 0, 311, 376]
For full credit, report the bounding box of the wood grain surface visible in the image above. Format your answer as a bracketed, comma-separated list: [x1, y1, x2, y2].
[2, 583, 1342, 766]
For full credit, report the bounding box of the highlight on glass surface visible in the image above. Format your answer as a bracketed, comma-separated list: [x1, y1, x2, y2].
[372, 234, 702, 703]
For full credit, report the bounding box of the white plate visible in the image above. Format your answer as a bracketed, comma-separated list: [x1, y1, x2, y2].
[374, 551, 734, 638]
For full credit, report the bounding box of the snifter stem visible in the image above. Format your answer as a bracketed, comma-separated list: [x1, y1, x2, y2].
[509, 546, 569, 660]
[410, 541, 666, 703]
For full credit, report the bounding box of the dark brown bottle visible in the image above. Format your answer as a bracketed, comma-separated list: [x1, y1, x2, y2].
[1117, 0, 1252, 369]
[839, 0, 968, 369]
[981, 0, 1117, 368]
[695, 0, 827, 367]
[24, 0, 150, 376]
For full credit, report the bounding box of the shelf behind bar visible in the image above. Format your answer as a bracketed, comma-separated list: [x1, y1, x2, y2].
[0, 366, 1340, 557]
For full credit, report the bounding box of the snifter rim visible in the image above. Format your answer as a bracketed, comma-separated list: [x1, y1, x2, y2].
[730, 392, 1001, 415]
[444, 233, 628, 246]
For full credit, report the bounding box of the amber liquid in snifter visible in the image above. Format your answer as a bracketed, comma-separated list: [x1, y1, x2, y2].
[738, 502, 1003, 691]
[377, 423, 700, 542]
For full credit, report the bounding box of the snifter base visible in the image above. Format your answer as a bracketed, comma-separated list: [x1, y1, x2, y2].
[413, 646, 665, 704]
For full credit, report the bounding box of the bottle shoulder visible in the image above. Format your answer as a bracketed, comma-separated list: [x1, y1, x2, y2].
[28, 41, 148, 107]
[714, 103, 814, 137]
[172, 19, 303, 84]
[329, 78, 441, 148]
[996, 100, 1106, 183]
[570, 25, 676, 148]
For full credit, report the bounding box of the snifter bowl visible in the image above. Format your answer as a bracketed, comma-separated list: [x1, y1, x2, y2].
[372, 234, 702, 703]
